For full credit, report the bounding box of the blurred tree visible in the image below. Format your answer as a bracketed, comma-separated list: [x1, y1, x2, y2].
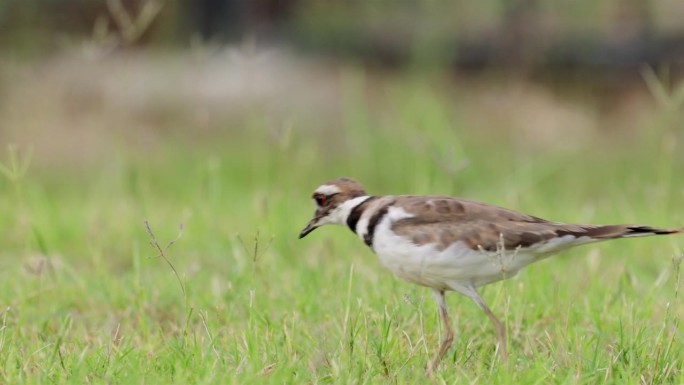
[0, 0, 682, 76]
[187, 0, 296, 42]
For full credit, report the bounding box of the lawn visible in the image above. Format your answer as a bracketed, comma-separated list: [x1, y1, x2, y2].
[0, 54, 682, 384]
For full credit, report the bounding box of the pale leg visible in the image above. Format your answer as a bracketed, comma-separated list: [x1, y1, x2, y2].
[467, 288, 507, 363]
[425, 289, 455, 375]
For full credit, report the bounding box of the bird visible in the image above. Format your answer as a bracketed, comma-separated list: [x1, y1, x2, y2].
[298, 177, 683, 374]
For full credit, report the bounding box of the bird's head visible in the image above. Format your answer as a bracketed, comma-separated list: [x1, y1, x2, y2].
[299, 177, 367, 238]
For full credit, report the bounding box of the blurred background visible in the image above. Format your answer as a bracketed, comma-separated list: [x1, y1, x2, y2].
[1, 0, 684, 254]
[2, 0, 684, 171]
[1, 3, 684, 382]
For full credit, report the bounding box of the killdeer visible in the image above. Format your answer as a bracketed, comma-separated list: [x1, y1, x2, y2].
[298, 177, 683, 373]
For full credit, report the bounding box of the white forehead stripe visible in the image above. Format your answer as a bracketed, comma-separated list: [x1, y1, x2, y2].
[314, 184, 342, 195]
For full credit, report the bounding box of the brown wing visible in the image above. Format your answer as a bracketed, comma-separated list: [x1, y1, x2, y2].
[391, 196, 682, 251]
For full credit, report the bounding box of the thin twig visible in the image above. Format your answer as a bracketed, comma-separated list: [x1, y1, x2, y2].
[144, 220, 185, 298]
[237, 230, 274, 263]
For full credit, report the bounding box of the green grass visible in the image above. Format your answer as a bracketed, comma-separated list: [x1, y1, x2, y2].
[0, 64, 683, 384]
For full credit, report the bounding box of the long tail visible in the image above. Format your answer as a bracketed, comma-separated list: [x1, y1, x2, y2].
[560, 224, 684, 240]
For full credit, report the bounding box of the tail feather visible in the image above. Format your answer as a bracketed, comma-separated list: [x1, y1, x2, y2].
[552, 224, 683, 241]
[571, 225, 683, 239]
[618, 225, 684, 238]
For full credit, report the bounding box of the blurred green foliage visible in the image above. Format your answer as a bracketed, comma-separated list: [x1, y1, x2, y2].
[0, 64, 682, 382]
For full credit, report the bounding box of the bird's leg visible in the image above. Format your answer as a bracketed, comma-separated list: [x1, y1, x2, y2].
[469, 289, 507, 364]
[426, 289, 455, 376]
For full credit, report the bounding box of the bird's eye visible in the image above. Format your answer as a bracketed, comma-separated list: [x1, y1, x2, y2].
[314, 194, 326, 206]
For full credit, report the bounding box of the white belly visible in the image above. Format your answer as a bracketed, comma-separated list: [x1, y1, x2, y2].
[372, 229, 532, 289]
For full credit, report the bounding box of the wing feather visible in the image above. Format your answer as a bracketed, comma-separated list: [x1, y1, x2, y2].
[390, 196, 681, 251]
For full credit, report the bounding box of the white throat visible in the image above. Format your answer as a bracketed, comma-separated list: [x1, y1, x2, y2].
[323, 195, 370, 226]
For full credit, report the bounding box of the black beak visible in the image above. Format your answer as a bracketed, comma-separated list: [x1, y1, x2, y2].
[299, 219, 318, 239]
